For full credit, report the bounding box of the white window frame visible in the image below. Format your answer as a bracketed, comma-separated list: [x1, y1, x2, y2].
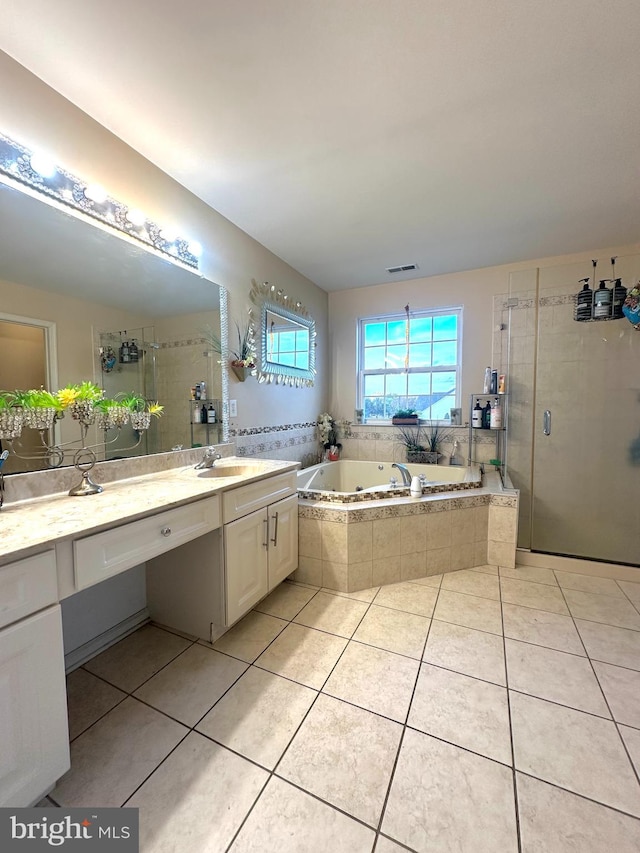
[357, 306, 463, 423]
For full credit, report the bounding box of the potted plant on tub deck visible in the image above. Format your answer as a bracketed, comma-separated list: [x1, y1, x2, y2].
[396, 421, 453, 464]
[391, 408, 419, 425]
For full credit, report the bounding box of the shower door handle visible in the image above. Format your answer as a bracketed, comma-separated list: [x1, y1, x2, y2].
[543, 410, 551, 436]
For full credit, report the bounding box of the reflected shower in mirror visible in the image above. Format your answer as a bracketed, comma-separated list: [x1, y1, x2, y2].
[249, 279, 315, 386]
[0, 178, 229, 475]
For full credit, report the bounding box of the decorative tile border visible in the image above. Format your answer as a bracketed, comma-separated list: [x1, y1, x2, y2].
[231, 422, 316, 437]
[298, 491, 492, 523]
[539, 294, 574, 307]
[298, 476, 482, 504]
[490, 494, 518, 508]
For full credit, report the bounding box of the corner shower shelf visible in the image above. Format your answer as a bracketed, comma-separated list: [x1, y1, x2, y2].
[468, 393, 508, 483]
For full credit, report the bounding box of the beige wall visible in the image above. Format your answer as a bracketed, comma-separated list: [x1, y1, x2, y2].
[0, 51, 329, 436]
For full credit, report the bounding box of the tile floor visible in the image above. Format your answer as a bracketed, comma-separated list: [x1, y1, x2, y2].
[41, 563, 640, 852]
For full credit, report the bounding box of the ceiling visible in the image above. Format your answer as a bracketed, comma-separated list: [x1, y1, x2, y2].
[2, 0, 639, 292]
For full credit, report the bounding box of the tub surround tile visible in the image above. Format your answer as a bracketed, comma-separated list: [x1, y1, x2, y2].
[563, 588, 640, 631]
[347, 520, 373, 562]
[425, 511, 452, 549]
[372, 557, 402, 587]
[229, 777, 376, 852]
[502, 603, 585, 655]
[196, 668, 316, 769]
[128, 732, 267, 852]
[449, 542, 475, 571]
[488, 506, 518, 544]
[487, 540, 517, 568]
[591, 661, 640, 727]
[382, 729, 518, 853]
[433, 589, 503, 635]
[373, 582, 438, 618]
[517, 773, 640, 853]
[353, 604, 431, 659]
[323, 641, 420, 722]
[399, 514, 427, 555]
[211, 611, 288, 663]
[575, 620, 640, 670]
[473, 541, 489, 566]
[294, 555, 323, 587]
[66, 669, 127, 741]
[298, 517, 322, 558]
[254, 582, 318, 621]
[53, 697, 187, 807]
[400, 550, 427, 581]
[255, 623, 348, 689]
[322, 560, 349, 591]
[321, 521, 348, 563]
[500, 577, 570, 616]
[409, 664, 512, 764]
[277, 694, 402, 827]
[505, 639, 609, 717]
[346, 559, 374, 592]
[133, 645, 247, 727]
[373, 518, 398, 559]
[510, 691, 640, 817]
[424, 619, 506, 685]
[293, 591, 369, 638]
[426, 546, 451, 574]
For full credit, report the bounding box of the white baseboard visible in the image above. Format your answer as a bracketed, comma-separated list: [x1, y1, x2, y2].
[517, 550, 640, 583]
[64, 608, 150, 673]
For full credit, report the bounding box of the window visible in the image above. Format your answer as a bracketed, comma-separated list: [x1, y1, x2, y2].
[357, 307, 462, 421]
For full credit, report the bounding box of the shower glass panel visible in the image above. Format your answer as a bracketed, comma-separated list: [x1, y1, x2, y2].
[516, 255, 640, 565]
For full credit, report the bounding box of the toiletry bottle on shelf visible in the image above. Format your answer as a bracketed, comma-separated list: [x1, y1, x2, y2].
[593, 280, 612, 319]
[576, 278, 593, 320]
[490, 370, 498, 394]
[498, 374, 506, 394]
[120, 340, 129, 363]
[200, 404, 207, 424]
[195, 383, 201, 400]
[207, 405, 216, 423]
[483, 367, 492, 394]
[191, 402, 201, 424]
[483, 399, 492, 429]
[129, 339, 138, 362]
[200, 380, 207, 400]
[612, 278, 627, 319]
[472, 399, 483, 428]
[410, 476, 422, 498]
[490, 398, 502, 429]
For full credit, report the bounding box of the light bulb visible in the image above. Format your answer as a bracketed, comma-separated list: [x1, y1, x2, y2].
[160, 226, 177, 243]
[126, 208, 146, 226]
[29, 152, 56, 178]
[188, 241, 202, 257]
[84, 184, 107, 203]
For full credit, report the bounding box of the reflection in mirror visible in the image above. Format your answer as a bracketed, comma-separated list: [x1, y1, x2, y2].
[0, 180, 229, 474]
[250, 279, 315, 386]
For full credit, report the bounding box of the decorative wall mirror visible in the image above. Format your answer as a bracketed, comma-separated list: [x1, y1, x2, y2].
[249, 278, 316, 386]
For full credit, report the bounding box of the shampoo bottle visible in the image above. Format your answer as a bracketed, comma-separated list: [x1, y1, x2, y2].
[483, 367, 492, 394]
[483, 399, 492, 429]
[472, 399, 483, 428]
[490, 397, 502, 429]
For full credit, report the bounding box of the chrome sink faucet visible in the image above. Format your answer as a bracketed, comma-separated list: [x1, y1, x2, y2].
[391, 462, 412, 487]
[194, 447, 223, 469]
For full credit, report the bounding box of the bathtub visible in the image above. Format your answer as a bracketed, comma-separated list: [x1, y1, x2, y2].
[297, 459, 481, 502]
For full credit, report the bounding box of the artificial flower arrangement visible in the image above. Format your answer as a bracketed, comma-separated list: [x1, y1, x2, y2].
[622, 281, 640, 329]
[317, 411, 343, 460]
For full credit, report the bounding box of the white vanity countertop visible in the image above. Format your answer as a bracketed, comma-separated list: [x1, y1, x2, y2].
[0, 458, 299, 564]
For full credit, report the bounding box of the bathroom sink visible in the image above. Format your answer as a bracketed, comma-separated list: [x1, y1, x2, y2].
[196, 464, 266, 478]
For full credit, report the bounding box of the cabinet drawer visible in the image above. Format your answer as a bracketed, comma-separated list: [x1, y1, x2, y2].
[222, 472, 296, 523]
[0, 551, 58, 630]
[74, 496, 220, 590]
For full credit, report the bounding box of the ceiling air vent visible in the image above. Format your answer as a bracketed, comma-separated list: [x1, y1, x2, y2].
[386, 263, 419, 274]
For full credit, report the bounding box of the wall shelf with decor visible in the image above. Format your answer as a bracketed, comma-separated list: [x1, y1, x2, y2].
[468, 393, 508, 482]
[189, 398, 222, 448]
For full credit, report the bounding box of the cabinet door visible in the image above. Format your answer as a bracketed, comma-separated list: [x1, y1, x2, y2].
[0, 606, 70, 807]
[224, 508, 269, 625]
[267, 494, 299, 590]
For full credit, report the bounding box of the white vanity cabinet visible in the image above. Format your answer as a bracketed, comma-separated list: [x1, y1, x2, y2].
[0, 551, 69, 807]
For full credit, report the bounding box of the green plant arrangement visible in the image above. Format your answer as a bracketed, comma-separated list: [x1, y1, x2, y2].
[391, 408, 419, 425]
[231, 320, 256, 368]
[20, 389, 65, 430]
[0, 391, 23, 439]
[56, 381, 104, 425]
[395, 421, 453, 463]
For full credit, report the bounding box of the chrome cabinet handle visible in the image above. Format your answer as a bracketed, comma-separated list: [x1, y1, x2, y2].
[263, 517, 269, 549]
[543, 410, 551, 436]
[270, 511, 279, 546]
[161, 526, 172, 537]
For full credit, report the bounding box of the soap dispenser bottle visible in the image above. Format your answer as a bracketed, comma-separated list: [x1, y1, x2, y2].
[472, 399, 483, 429]
[593, 280, 612, 319]
[490, 397, 502, 429]
[483, 399, 492, 429]
[576, 278, 593, 320]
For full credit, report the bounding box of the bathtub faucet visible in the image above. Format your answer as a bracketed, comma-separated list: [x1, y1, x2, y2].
[391, 462, 412, 487]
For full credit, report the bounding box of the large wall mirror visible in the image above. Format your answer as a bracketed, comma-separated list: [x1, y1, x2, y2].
[0, 179, 229, 475]
[249, 279, 316, 386]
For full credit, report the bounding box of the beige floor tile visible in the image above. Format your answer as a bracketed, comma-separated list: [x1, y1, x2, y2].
[441, 568, 500, 600]
[510, 691, 640, 816]
[293, 591, 369, 638]
[382, 728, 518, 853]
[352, 604, 430, 659]
[408, 664, 511, 764]
[472, 564, 499, 575]
[500, 577, 569, 616]
[619, 725, 640, 775]
[278, 694, 402, 827]
[323, 641, 419, 722]
[618, 580, 640, 607]
[517, 773, 640, 853]
[423, 619, 506, 685]
[433, 589, 503, 635]
[196, 667, 316, 769]
[408, 574, 442, 588]
[563, 588, 640, 631]
[502, 602, 585, 655]
[66, 668, 126, 740]
[53, 697, 187, 807]
[211, 611, 288, 663]
[255, 623, 348, 689]
[592, 661, 640, 727]
[375, 838, 407, 853]
[555, 571, 625, 596]
[230, 776, 376, 852]
[83, 625, 192, 692]
[254, 582, 318, 620]
[499, 565, 558, 586]
[134, 644, 247, 726]
[128, 732, 267, 851]
[505, 639, 609, 717]
[576, 619, 640, 670]
[373, 582, 438, 618]
[321, 585, 380, 603]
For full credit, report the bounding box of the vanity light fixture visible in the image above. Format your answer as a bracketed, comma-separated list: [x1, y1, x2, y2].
[0, 132, 201, 271]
